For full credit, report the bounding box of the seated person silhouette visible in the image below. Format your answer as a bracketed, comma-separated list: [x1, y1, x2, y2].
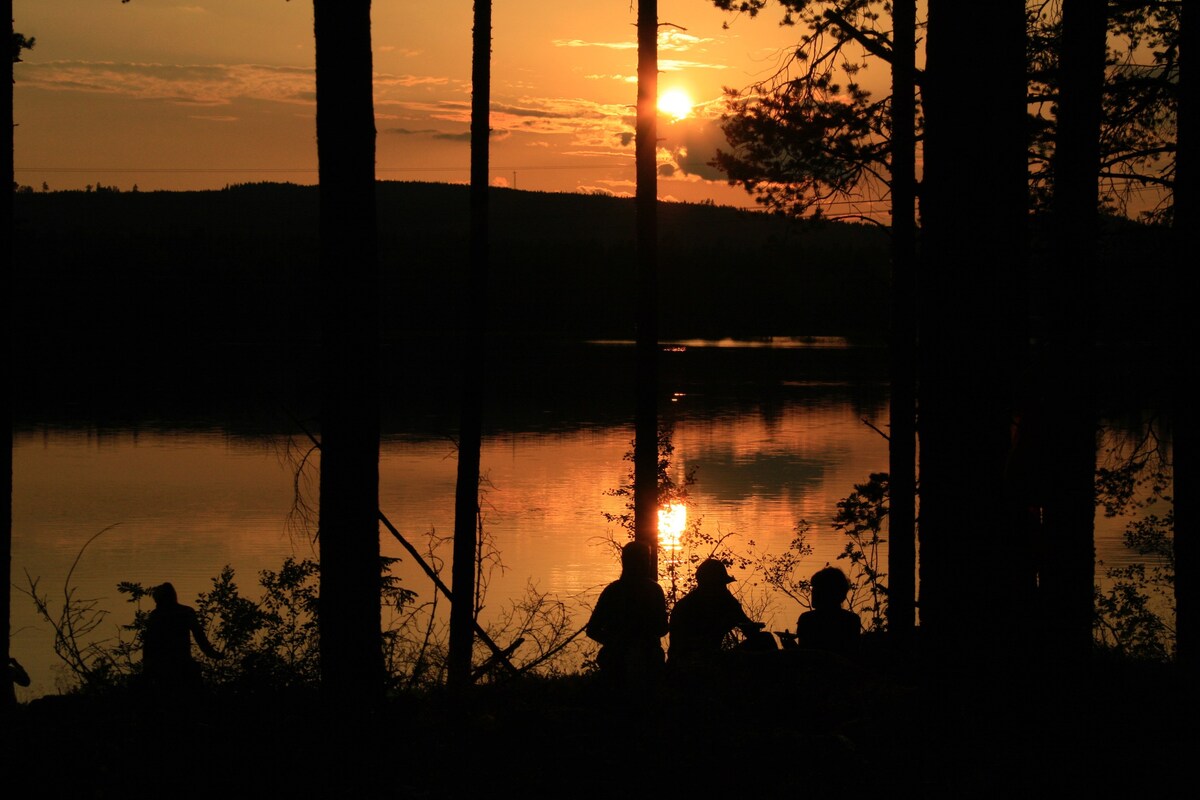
[668, 558, 767, 667]
[794, 566, 861, 657]
[142, 582, 222, 695]
[585, 541, 668, 688]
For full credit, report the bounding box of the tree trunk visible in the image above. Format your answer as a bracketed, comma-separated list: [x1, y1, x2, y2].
[2, 1, 15, 714]
[448, 0, 492, 690]
[1035, 0, 1106, 662]
[1175, 0, 1196, 674]
[314, 0, 383, 706]
[887, 0, 917, 636]
[633, 0, 659, 562]
[918, 0, 1030, 655]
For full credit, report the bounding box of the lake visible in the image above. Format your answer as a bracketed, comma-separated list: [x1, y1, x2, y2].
[9, 336, 1158, 699]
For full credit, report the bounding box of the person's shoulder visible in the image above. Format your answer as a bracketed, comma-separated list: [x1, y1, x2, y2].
[672, 590, 696, 612]
[594, 580, 621, 601]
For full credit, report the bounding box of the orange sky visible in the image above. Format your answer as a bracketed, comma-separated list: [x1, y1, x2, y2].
[11, 1, 865, 206]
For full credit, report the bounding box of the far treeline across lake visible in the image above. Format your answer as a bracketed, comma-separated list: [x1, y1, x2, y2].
[11, 180, 1173, 351]
[12, 181, 892, 348]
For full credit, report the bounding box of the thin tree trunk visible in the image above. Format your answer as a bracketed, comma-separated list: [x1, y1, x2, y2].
[1175, 0, 1195, 674]
[887, 0, 917, 636]
[1037, 0, 1106, 661]
[448, 0, 491, 690]
[633, 0, 659, 562]
[314, 0, 383, 706]
[2, 1, 15, 713]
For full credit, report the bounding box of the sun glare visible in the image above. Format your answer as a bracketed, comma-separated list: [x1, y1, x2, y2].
[658, 89, 694, 120]
[658, 503, 688, 552]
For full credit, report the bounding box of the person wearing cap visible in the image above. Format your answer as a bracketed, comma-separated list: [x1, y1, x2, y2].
[667, 558, 765, 667]
[586, 541, 669, 688]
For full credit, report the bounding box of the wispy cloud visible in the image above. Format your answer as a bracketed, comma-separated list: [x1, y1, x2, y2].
[20, 61, 315, 106]
[583, 73, 637, 83]
[660, 59, 729, 72]
[383, 126, 509, 142]
[553, 39, 636, 50]
[21, 60, 460, 108]
[659, 31, 715, 52]
[554, 30, 713, 52]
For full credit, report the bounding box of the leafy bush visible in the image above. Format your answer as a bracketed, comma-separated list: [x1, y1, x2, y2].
[1093, 429, 1175, 660]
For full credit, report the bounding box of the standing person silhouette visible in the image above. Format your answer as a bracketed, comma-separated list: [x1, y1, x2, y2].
[142, 582, 222, 697]
[667, 558, 766, 668]
[794, 566, 861, 657]
[585, 541, 668, 689]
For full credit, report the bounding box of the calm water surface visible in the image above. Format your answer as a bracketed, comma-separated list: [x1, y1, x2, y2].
[9, 337, 1146, 699]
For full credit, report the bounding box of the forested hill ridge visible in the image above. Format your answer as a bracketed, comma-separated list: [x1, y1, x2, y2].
[12, 179, 1172, 354]
[12, 181, 890, 350]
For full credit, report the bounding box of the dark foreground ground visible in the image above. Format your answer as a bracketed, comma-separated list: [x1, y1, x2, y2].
[6, 645, 1195, 798]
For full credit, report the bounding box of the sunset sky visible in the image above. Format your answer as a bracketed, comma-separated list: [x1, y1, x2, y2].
[10, 1, 881, 207]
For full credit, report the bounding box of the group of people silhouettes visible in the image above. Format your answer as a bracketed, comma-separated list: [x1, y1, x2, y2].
[586, 541, 861, 688]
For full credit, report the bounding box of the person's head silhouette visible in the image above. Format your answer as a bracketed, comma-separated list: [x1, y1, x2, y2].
[620, 541, 654, 580]
[152, 582, 178, 608]
[695, 558, 736, 587]
[810, 566, 850, 609]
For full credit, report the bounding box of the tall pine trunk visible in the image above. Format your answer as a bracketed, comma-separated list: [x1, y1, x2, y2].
[314, 0, 383, 706]
[918, 0, 1030, 656]
[633, 0, 659, 561]
[1175, 0, 1195, 674]
[887, 0, 917, 636]
[2, 2, 15, 714]
[448, 0, 492, 689]
[1035, 0, 1106, 662]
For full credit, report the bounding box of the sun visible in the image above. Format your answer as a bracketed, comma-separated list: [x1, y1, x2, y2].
[658, 89, 694, 120]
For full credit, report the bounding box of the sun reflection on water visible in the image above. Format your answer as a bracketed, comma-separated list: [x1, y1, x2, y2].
[658, 502, 687, 556]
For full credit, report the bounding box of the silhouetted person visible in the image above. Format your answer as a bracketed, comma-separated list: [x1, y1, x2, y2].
[586, 541, 668, 689]
[668, 558, 766, 667]
[794, 566, 861, 657]
[142, 582, 222, 697]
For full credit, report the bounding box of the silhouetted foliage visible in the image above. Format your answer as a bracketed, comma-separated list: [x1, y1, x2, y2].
[712, 1, 1181, 221]
[1094, 424, 1176, 659]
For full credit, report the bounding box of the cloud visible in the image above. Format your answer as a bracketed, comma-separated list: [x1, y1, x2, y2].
[482, 97, 634, 144]
[554, 30, 713, 53]
[384, 127, 446, 136]
[22, 61, 460, 109]
[19, 60, 315, 106]
[583, 73, 637, 83]
[659, 31, 715, 52]
[576, 185, 632, 198]
[657, 116, 732, 182]
[659, 59, 729, 72]
[552, 39, 635, 50]
[377, 46, 423, 58]
[374, 73, 452, 89]
[383, 126, 510, 143]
